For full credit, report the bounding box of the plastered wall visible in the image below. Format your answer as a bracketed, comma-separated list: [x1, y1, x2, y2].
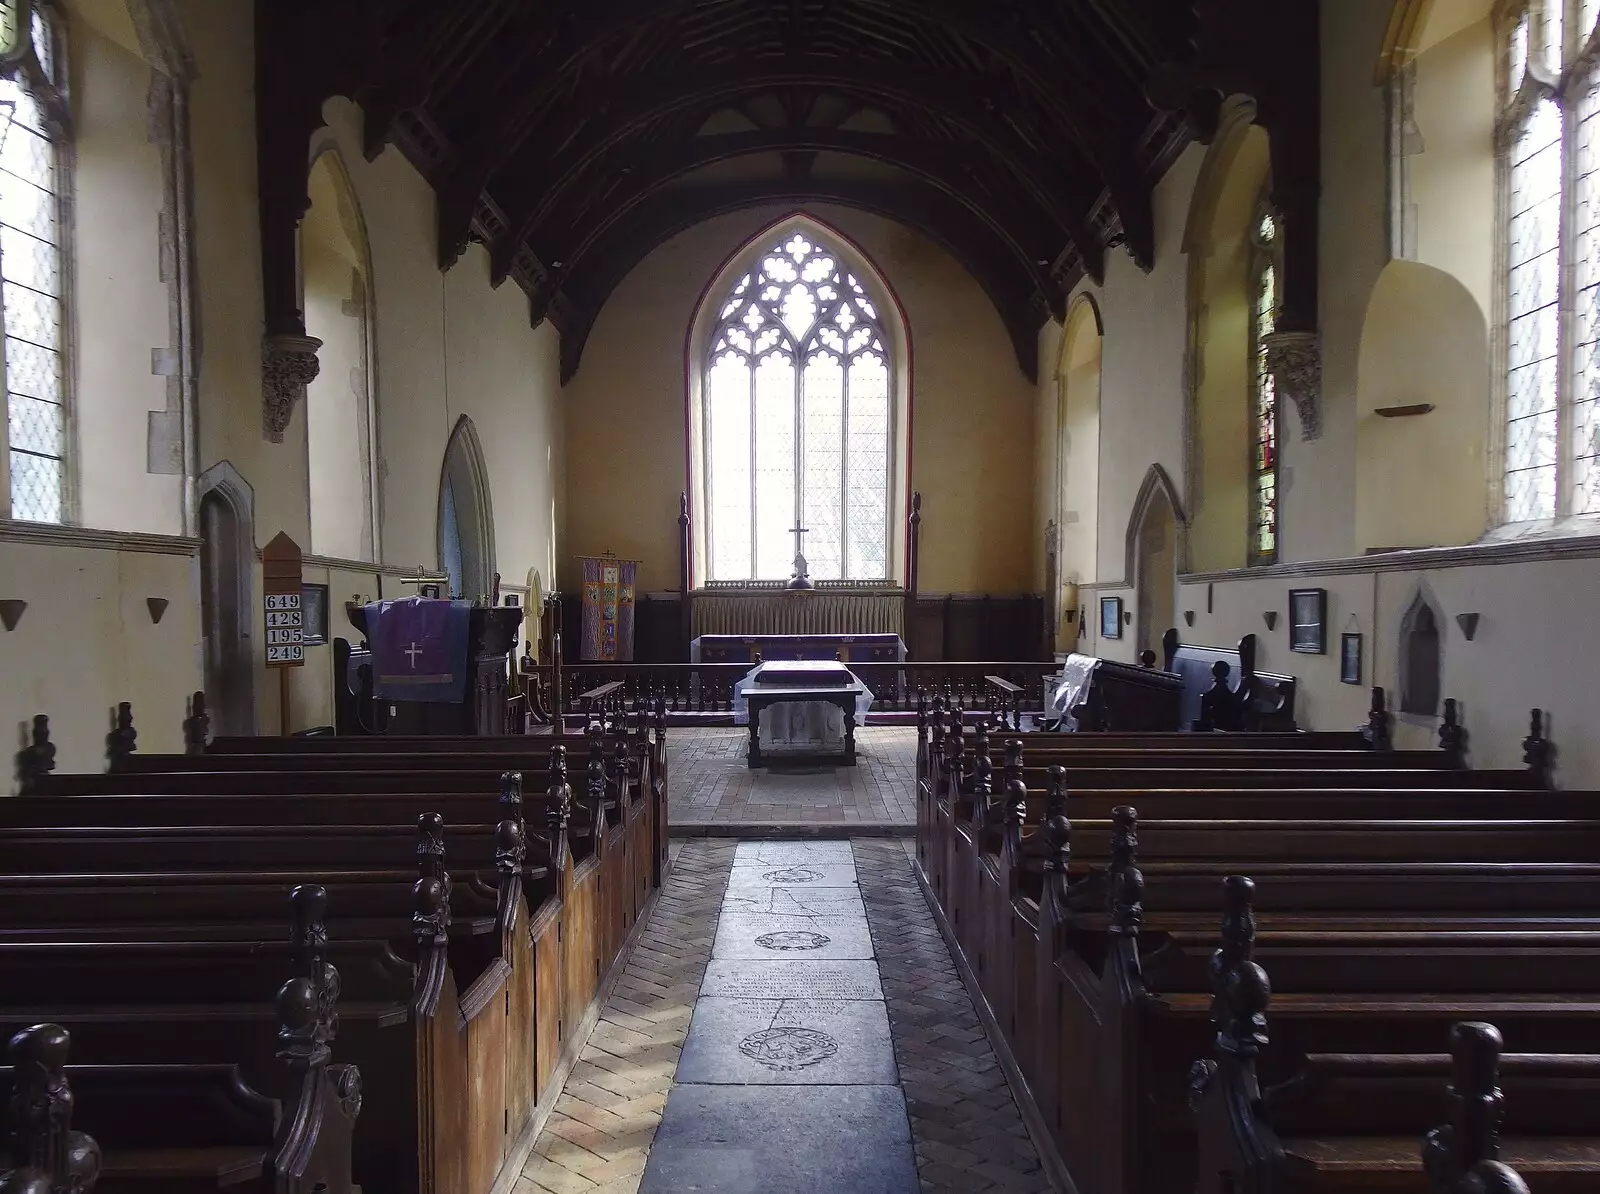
[4, 2, 564, 775]
[1039, 0, 1600, 784]
[562, 206, 1037, 595]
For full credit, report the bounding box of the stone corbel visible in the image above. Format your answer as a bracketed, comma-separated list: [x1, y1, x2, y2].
[261, 332, 322, 443]
[1263, 330, 1322, 442]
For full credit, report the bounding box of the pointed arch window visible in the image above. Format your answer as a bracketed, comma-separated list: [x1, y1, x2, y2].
[702, 230, 893, 583]
[1498, 0, 1600, 523]
[1249, 205, 1281, 565]
[0, 0, 70, 524]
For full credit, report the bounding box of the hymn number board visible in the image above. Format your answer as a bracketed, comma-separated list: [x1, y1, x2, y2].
[262, 531, 306, 669]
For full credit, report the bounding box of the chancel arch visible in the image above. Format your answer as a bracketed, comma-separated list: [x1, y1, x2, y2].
[1183, 101, 1276, 572]
[302, 145, 379, 563]
[685, 214, 911, 588]
[438, 414, 496, 602]
[1055, 295, 1102, 603]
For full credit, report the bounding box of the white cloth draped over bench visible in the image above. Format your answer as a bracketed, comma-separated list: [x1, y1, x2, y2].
[689, 589, 905, 639]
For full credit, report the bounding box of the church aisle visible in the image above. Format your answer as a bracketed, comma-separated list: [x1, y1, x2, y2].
[639, 838, 919, 1192]
[518, 838, 1049, 1194]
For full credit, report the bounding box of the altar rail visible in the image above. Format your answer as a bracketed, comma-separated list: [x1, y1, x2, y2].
[530, 662, 1057, 718]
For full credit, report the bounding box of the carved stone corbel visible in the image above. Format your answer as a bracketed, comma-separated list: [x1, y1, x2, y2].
[262, 332, 323, 443]
[1263, 330, 1323, 442]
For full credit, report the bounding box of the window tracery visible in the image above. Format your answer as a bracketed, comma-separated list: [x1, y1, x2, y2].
[702, 231, 892, 582]
[1499, 0, 1600, 523]
[0, 0, 69, 524]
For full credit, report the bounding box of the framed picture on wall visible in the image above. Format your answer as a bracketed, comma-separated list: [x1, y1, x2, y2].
[301, 583, 329, 647]
[1100, 596, 1123, 640]
[1289, 588, 1327, 654]
[1340, 632, 1363, 684]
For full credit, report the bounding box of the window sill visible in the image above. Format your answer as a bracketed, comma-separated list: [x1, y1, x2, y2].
[0, 520, 200, 556]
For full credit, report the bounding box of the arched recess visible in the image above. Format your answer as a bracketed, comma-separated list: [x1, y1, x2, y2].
[1124, 464, 1185, 655]
[1183, 100, 1273, 573]
[302, 144, 380, 563]
[1398, 586, 1444, 717]
[1356, 260, 1488, 551]
[438, 415, 496, 602]
[196, 461, 257, 736]
[683, 212, 912, 587]
[1055, 294, 1102, 596]
[1122, 464, 1188, 583]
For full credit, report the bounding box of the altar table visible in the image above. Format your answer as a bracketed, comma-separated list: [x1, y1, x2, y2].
[739, 660, 871, 768]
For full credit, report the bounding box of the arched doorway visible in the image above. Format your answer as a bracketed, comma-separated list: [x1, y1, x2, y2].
[197, 462, 257, 734]
[438, 415, 495, 601]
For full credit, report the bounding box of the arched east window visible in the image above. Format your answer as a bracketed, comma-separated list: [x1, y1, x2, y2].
[701, 229, 894, 583]
[0, 0, 69, 524]
[1249, 205, 1281, 565]
[1498, 0, 1600, 524]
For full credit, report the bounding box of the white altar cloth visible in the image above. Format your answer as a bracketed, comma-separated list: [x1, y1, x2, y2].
[732, 661, 875, 751]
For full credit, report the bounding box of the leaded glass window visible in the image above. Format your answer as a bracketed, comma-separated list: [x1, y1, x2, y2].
[0, 0, 66, 524]
[702, 231, 893, 582]
[1249, 208, 1281, 565]
[1499, 0, 1600, 522]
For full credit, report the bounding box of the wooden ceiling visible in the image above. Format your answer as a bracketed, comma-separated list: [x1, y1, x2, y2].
[257, 1, 1320, 383]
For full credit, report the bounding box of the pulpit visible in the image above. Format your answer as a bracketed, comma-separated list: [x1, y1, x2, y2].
[343, 603, 522, 735]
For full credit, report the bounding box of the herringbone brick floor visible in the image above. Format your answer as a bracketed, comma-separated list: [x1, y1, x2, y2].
[521, 836, 1050, 1193]
[516, 840, 737, 1194]
[854, 839, 1052, 1194]
[669, 726, 917, 827]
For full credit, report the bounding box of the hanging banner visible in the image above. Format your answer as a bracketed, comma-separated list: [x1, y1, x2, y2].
[578, 555, 640, 662]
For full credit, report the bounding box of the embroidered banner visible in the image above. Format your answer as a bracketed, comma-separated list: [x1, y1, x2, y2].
[365, 596, 471, 703]
[579, 556, 639, 662]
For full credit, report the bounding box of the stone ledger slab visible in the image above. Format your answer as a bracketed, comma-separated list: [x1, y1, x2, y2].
[720, 887, 866, 917]
[674, 997, 898, 1086]
[733, 841, 857, 861]
[639, 1084, 919, 1194]
[724, 862, 859, 890]
[712, 913, 874, 961]
[700, 958, 884, 1001]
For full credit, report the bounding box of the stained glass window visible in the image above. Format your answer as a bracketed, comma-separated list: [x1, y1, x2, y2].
[702, 231, 893, 582]
[0, 1, 65, 524]
[1249, 209, 1280, 565]
[1499, 0, 1600, 522]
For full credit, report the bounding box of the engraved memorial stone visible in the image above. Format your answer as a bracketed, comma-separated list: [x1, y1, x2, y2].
[754, 930, 831, 952]
[739, 1027, 839, 1070]
[700, 959, 884, 1001]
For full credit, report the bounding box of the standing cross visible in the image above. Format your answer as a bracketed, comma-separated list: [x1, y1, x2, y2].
[405, 642, 423, 668]
[786, 521, 815, 590]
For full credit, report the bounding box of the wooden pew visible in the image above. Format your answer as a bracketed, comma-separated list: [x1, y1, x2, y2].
[917, 711, 1594, 1194]
[1, 893, 362, 1194]
[2, 730, 664, 1194]
[1, 1024, 102, 1194]
[1192, 911, 1597, 1192]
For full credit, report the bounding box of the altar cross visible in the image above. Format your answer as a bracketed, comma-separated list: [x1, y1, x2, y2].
[787, 521, 815, 591]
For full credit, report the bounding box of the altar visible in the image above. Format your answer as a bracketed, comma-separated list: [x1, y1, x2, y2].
[736, 659, 872, 768]
[690, 632, 905, 665]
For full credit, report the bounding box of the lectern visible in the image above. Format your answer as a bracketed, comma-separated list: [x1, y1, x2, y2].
[344, 603, 523, 734]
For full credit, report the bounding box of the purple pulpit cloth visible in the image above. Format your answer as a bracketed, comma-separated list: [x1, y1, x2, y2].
[365, 597, 471, 703]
